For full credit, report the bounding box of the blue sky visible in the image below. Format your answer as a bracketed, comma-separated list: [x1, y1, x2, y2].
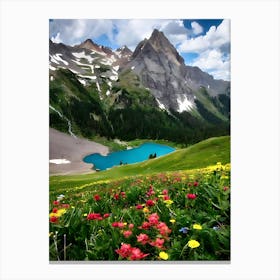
[50, 19, 230, 81]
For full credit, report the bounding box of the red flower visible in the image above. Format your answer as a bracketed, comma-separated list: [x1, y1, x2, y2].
[61, 204, 70, 208]
[115, 243, 132, 258]
[139, 221, 151, 230]
[114, 194, 119, 200]
[146, 200, 155, 206]
[187, 193, 197, 200]
[112, 222, 119, 227]
[53, 200, 60, 205]
[148, 213, 159, 225]
[137, 233, 150, 245]
[129, 247, 149, 260]
[87, 213, 102, 220]
[121, 191, 126, 198]
[223, 186, 229, 191]
[162, 189, 168, 195]
[94, 194, 101, 201]
[193, 181, 199, 187]
[157, 222, 171, 237]
[52, 208, 58, 213]
[50, 216, 58, 223]
[149, 238, 165, 249]
[136, 204, 143, 210]
[163, 195, 170, 200]
[123, 230, 133, 238]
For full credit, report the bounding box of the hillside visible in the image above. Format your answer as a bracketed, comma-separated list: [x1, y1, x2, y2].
[50, 136, 230, 190]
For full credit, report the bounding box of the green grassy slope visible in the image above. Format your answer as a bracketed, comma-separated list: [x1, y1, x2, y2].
[50, 136, 230, 190]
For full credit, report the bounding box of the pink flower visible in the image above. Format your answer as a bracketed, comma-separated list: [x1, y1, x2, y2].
[115, 243, 132, 258]
[187, 193, 197, 200]
[146, 200, 155, 207]
[103, 213, 110, 218]
[87, 213, 102, 220]
[61, 204, 70, 208]
[162, 189, 168, 195]
[139, 221, 151, 230]
[149, 238, 165, 249]
[121, 191, 126, 198]
[129, 248, 149, 260]
[123, 230, 133, 238]
[129, 223, 134, 229]
[163, 195, 170, 200]
[136, 204, 143, 210]
[112, 222, 119, 227]
[137, 233, 150, 245]
[223, 186, 229, 191]
[148, 213, 159, 225]
[94, 194, 101, 201]
[157, 222, 171, 237]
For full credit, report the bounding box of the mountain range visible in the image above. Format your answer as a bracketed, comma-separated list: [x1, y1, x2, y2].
[49, 29, 230, 144]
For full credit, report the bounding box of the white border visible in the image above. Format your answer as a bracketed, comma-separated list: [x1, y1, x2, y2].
[0, 0, 279, 279]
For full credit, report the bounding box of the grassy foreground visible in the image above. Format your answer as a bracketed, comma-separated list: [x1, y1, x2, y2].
[50, 136, 230, 190]
[49, 136, 230, 261]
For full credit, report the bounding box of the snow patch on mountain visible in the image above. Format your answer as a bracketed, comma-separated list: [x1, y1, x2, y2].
[177, 97, 194, 112]
[72, 51, 95, 63]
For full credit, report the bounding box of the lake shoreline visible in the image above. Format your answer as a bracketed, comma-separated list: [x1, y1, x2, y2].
[49, 128, 109, 175]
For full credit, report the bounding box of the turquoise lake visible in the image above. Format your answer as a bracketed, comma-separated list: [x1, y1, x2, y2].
[83, 143, 175, 171]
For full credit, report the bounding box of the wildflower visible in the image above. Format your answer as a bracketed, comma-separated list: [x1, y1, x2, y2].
[129, 247, 149, 260]
[148, 213, 159, 225]
[162, 189, 168, 195]
[61, 203, 70, 208]
[112, 222, 119, 227]
[143, 207, 150, 213]
[149, 238, 165, 249]
[223, 186, 229, 191]
[50, 216, 58, 223]
[137, 233, 149, 245]
[146, 200, 155, 206]
[136, 204, 143, 210]
[213, 226, 220, 231]
[53, 200, 60, 206]
[169, 219, 176, 224]
[163, 199, 173, 206]
[87, 213, 102, 220]
[187, 193, 197, 200]
[103, 213, 110, 218]
[52, 208, 58, 213]
[193, 224, 202, 230]
[56, 208, 66, 217]
[157, 222, 171, 236]
[163, 195, 170, 200]
[114, 194, 119, 200]
[139, 221, 151, 230]
[115, 243, 132, 258]
[193, 181, 199, 187]
[179, 227, 189, 234]
[187, 239, 200, 248]
[94, 194, 101, 201]
[123, 230, 133, 238]
[121, 191, 126, 198]
[57, 194, 65, 201]
[118, 222, 125, 228]
[128, 223, 134, 229]
[83, 213, 88, 217]
[159, 251, 169, 260]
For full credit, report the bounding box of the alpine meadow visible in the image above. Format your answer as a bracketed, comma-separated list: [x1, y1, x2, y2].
[49, 19, 230, 262]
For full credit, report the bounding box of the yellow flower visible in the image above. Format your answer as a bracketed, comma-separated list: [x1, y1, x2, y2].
[187, 239, 200, 248]
[193, 224, 202, 230]
[143, 207, 150, 213]
[163, 199, 173, 205]
[159, 251, 169, 260]
[169, 219, 176, 224]
[49, 208, 67, 218]
[83, 213, 88, 217]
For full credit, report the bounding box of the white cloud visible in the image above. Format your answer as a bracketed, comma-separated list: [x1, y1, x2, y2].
[50, 19, 114, 46]
[178, 19, 230, 53]
[191, 49, 230, 81]
[191, 21, 203, 35]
